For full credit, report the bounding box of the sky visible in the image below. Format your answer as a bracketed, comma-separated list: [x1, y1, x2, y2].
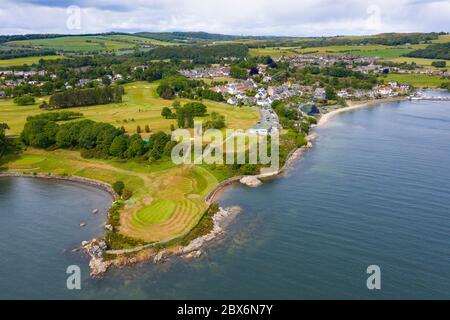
[0, 0, 449, 36]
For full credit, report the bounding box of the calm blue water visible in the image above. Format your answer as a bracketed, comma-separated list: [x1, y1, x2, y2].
[1, 95, 449, 299]
[0, 177, 112, 299]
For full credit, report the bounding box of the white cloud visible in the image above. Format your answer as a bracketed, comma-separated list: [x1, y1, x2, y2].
[0, 0, 448, 35]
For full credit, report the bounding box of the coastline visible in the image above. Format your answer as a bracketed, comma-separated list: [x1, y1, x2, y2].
[318, 97, 406, 127]
[0, 96, 408, 276]
[0, 172, 119, 201]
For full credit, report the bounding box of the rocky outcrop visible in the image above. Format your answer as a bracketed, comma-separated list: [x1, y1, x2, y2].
[82, 238, 111, 277]
[178, 206, 241, 258]
[153, 250, 167, 263]
[89, 257, 111, 277]
[240, 176, 262, 187]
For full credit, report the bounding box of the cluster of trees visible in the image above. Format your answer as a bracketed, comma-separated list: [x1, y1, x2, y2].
[20, 112, 175, 161]
[161, 101, 226, 129]
[176, 102, 208, 128]
[405, 42, 450, 60]
[291, 65, 378, 91]
[431, 61, 447, 68]
[203, 112, 225, 129]
[0, 49, 57, 60]
[177, 87, 224, 102]
[27, 111, 83, 122]
[14, 95, 35, 105]
[136, 44, 249, 63]
[156, 76, 203, 99]
[0, 123, 10, 158]
[440, 82, 450, 92]
[230, 65, 248, 79]
[45, 86, 124, 109]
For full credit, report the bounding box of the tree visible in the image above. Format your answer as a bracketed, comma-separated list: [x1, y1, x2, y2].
[184, 102, 207, 116]
[230, 65, 248, 79]
[20, 119, 58, 148]
[101, 76, 112, 85]
[431, 61, 446, 68]
[136, 125, 141, 133]
[14, 95, 35, 106]
[161, 107, 173, 119]
[109, 135, 129, 158]
[325, 86, 337, 100]
[0, 123, 10, 157]
[126, 134, 145, 158]
[156, 83, 175, 99]
[112, 181, 125, 196]
[145, 125, 150, 133]
[204, 112, 226, 129]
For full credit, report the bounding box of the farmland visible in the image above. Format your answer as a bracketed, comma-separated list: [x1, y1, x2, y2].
[381, 73, 447, 88]
[0, 55, 62, 67]
[4, 34, 171, 52]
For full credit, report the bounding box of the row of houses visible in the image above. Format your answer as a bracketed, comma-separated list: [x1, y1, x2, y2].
[281, 54, 377, 69]
[0, 70, 48, 77]
[179, 66, 231, 79]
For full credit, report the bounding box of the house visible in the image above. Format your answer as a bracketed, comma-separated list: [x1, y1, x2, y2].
[388, 80, 398, 88]
[255, 89, 267, 99]
[314, 87, 326, 99]
[377, 86, 394, 96]
[227, 97, 238, 105]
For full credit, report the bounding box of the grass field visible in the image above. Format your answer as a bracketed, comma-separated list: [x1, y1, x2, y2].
[0, 81, 259, 136]
[388, 56, 448, 68]
[2, 148, 220, 242]
[0, 55, 62, 67]
[0, 80, 259, 244]
[381, 73, 448, 88]
[5, 35, 171, 52]
[249, 44, 428, 58]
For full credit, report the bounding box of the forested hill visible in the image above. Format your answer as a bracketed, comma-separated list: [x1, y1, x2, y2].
[405, 42, 450, 60]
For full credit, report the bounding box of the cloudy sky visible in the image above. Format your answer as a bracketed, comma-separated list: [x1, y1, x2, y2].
[0, 0, 448, 36]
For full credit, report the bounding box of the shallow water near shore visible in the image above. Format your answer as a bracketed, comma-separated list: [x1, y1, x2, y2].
[1, 93, 450, 299]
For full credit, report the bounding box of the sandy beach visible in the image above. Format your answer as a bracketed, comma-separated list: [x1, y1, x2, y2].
[318, 97, 406, 127]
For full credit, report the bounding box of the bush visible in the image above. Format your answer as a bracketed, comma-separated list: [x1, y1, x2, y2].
[122, 189, 132, 200]
[14, 95, 35, 106]
[112, 181, 125, 195]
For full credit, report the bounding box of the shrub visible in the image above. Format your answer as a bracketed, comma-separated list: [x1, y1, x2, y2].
[122, 189, 132, 200]
[14, 95, 35, 106]
[112, 181, 125, 195]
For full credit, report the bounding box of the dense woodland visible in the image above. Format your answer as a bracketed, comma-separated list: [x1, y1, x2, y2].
[45, 86, 124, 109]
[20, 112, 173, 161]
[405, 42, 450, 60]
[134, 44, 249, 63]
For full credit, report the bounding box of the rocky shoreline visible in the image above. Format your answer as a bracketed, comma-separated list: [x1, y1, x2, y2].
[2, 98, 394, 277]
[0, 172, 119, 201]
[84, 206, 241, 277]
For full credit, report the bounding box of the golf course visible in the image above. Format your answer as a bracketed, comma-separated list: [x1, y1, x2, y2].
[1, 81, 259, 246]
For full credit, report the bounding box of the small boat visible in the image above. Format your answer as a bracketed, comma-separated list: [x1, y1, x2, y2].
[92, 209, 99, 214]
[80, 222, 87, 227]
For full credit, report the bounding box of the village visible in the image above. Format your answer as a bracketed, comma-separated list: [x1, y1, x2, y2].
[176, 52, 419, 135]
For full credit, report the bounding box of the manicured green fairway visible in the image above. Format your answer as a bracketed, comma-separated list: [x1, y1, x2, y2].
[1, 81, 257, 244]
[3, 148, 219, 243]
[0, 81, 259, 136]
